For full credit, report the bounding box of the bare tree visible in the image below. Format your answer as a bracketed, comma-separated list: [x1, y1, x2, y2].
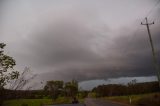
[8, 67, 37, 90]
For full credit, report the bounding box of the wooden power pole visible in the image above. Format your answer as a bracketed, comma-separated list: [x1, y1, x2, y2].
[141, 17, 160, 88]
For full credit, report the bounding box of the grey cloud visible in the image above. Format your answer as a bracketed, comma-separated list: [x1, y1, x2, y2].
[0, 0, 160, 82]
[39, 24, 160, 81]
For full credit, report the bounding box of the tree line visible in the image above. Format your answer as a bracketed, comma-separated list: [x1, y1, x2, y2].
[92, 81, 160, 97]
[44, 80, 79, 100]
[1, 80, 88, 100]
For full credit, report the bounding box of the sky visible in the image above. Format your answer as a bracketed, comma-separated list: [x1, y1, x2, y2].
[0, 0, 160, 90]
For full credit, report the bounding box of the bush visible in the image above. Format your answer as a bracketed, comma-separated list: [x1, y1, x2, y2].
[21, 103, 28, 106]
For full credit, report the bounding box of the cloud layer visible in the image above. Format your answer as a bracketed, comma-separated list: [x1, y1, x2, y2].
[0, 0, 160, 82]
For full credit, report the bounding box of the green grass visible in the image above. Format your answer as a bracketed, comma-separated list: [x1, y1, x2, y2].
[78, 98, 84, 103]
[88, 92, 97, 98]
[104, 92, 160, 106]
[53, 97, 71, 104]
[3, 99, 52, 106]
[3, 97, 71, 106]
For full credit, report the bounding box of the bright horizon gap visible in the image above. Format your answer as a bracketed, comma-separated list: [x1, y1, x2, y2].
[79, 76, 158, 90]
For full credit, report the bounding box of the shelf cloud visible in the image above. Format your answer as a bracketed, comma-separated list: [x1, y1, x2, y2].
[0, 0, 160, 82]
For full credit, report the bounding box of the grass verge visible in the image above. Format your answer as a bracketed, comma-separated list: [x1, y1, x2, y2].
[3, 97, 71, 106]
[104, 92, 160, 106]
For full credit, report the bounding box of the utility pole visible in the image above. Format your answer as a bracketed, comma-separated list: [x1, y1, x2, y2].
[141, 17, 160, 88]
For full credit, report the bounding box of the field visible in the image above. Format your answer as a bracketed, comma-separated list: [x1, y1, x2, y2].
[3, 97, 71, 106]
[104, 92, 160, 106]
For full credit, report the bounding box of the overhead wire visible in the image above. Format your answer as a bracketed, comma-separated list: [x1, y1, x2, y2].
[123, 0, 160, 56]
[132, 0, 160, 38]
[146, 0, 160, 18]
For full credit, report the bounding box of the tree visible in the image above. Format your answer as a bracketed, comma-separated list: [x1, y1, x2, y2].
[6, 67, 37, 99]
[8, 67, 37, 90]
[127, 79, 137, 95]
[0, 43, 19, 105]
[64, 80, 78, 97]
[44, 80, 64, 100]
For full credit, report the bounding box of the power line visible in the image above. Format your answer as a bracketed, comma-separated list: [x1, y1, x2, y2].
[133, 0, 160, 35]
[122, 1, 160, 80]
[130, 0, 160, 46]
[141, 17, 160, 88]
[145, 0, 160, 18]
[126, 0, 160, 39]
[121, 0, 160, 60]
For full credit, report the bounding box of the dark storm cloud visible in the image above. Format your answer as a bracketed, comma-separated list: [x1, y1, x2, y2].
[39, 23, 160, 81]
[14, 16, 107, 69]
[0, 0, 160, 82]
